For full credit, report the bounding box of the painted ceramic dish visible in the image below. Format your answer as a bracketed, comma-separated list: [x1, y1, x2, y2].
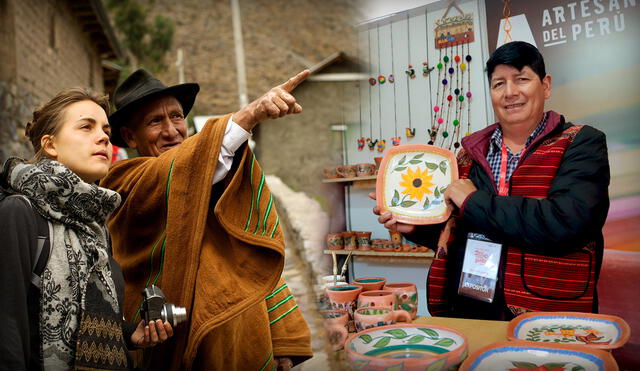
[376, 145, 458, 225]
[507, 312, 630, 350]
[459, 341, 619, 371]
[345, 324, 468, 371]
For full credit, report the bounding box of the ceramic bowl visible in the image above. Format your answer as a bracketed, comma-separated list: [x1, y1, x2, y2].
[345, 324, 468, 371]
[376, 144, 458, 225]
[459, 340, 619, 371]
[353, 277, 387, 291]
[507, 311, 631, 350]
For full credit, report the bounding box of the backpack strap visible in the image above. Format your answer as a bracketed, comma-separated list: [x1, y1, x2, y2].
[5, 195, 51, 288]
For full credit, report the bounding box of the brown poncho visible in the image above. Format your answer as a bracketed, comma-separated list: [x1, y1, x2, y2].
[101, 114, 312, 370]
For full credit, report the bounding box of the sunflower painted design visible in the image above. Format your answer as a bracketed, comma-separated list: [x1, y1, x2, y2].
[398, 167, 435, 201]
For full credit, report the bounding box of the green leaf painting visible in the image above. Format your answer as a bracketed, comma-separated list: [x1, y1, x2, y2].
[423, 197, 430, 209]
[434, 187, 440, 198]
[400, 200, 417, 208]
[373, 337, 391, 348]
[398, 155, 407, 165]
[434, 338, 455, 347]
[571, 366, 586, 371]
[439, 160, 447, 175]
[510, 361, 537, 369]
[359, 334, 373, 344]
[409, 159, 422, 164]
[384, 329, 409, 339]
[406, 335, 426, 344]
[425, 162, 438, 170]
[394, 166, 407, 172]
[418, 328, 439, 339]
[391, 190, 400, 207]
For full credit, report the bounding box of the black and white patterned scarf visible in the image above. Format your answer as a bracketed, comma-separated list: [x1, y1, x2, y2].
[3, 158, 122, 369]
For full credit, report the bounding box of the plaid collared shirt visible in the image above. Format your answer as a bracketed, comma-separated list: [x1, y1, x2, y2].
[486, 113, 547, 189]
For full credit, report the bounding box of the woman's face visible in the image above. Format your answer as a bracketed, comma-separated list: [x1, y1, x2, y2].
[43, 100, 112, 183]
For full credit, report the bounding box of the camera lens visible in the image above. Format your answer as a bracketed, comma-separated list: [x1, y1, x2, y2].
[163, 304, 187, 326]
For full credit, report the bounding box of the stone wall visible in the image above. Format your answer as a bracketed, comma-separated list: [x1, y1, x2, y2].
[140, 0, 362, 116]
[0, 0, 108, 163]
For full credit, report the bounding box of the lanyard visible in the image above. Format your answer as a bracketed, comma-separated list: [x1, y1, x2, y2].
[498, 141, 509, 196]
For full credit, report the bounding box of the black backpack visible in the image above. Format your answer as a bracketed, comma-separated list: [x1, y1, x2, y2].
[4, 195, 51, 288]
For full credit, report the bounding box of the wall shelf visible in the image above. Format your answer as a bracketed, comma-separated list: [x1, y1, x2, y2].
[323, 249, 434, 258]
[322, 175, 377, 189]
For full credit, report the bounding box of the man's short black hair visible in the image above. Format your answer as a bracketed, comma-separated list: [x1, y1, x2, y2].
[486, 41, 546, 81]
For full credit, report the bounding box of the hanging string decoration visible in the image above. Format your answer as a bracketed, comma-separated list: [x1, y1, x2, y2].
[404, 14, 416, 140]
[502, 0, 513, 44]
[367, 29, 377, 151]
[357, 32, 365, 151]
[376, 24, 385, 153]
[429, 11, 475, 152]
[390, 21, 401, 146]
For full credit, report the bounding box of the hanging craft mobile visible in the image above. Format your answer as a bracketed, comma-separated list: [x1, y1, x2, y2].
[369, 77, 377, 86]
[357, 33, 365, 151]
[376, 24, 385, 153]
[405, 14, 415, 139]
[390, 20, 401, 146]
[422, 61, 434, 76]
[367, 29, 376, 151]
[378, 75, 386, 84]
[388, 74, 395, 83]
[405, 64, 416, 79]
[428, 3, 475, 149]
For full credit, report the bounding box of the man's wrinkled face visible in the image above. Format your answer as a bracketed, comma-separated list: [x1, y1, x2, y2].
[121, 95, 188, 157]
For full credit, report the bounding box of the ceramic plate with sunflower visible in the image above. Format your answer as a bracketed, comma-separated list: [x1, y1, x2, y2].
[376, 145, 458, 225]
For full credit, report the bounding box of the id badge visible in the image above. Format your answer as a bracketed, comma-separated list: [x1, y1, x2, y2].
[457, 233, 502, 303]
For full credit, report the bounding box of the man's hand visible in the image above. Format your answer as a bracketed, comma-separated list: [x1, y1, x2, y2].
[443, 179, 477, 210]
[232, 70, 310, 131]
[131, 319, 174, 348]
[275, 357, 293, 371]
[369, 192, 416, 234]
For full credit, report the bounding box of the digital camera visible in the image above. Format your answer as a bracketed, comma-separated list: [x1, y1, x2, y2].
[140, 285, 187, 327]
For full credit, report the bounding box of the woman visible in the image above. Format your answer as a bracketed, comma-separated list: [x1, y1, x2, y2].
[0, 88, 172, 370]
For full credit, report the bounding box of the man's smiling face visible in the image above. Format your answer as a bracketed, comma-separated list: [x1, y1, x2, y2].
[121, 95, 188, 157]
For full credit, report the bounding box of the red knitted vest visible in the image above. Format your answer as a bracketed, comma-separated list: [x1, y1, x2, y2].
[427, 125, 598, 317]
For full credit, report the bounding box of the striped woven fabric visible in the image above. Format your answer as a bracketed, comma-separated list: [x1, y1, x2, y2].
[427, 125, 598, 316]
[265, 279, 311, 359]
[243, 153, 281, 239]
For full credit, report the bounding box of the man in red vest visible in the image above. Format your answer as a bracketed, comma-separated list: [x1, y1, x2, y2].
[373, 41, 610, 320]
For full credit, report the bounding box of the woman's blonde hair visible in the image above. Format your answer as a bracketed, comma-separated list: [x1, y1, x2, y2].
[26, 88, 110, 161]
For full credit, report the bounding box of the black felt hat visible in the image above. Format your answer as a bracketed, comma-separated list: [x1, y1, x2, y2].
[109, 69, 200, 147]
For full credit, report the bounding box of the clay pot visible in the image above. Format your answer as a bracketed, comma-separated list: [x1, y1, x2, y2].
[384, 282, 418, 319]
[326, 284, 363, 318]
[326, 233, 343, 250]
[323, 165, 341, 179]
[357, 289, 396, 309]
[355, 163, 376, 177]
[355, 231, 372, 250]
[353, 306, 412, 332]
[353, 277, 387, 292]
[320, 309, 349, 351]
[337, 164, 357, 178]
[342, 231, 357, 250]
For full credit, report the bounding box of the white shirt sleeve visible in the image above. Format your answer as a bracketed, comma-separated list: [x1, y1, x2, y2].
[212, 116, 252, 185]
